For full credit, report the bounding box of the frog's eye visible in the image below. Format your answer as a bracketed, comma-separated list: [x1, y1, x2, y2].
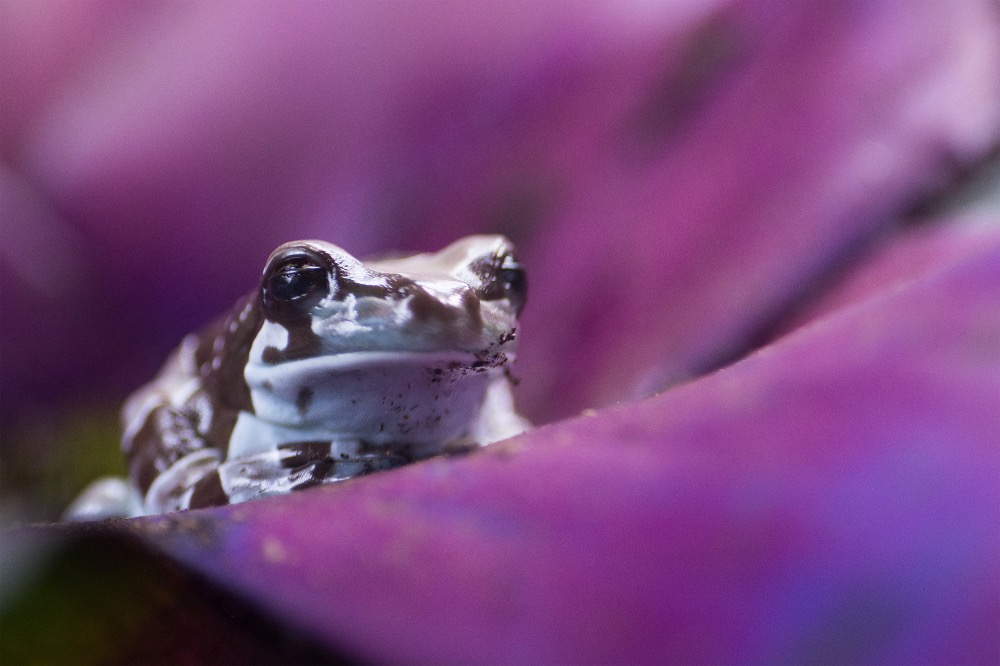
[498, 255, 527, 314]
[263, 256, 331, 310]
[476, 253, 527, 315]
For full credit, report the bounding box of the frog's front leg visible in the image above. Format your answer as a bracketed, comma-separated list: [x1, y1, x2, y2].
[65, 452, 226, 520]
[142, 448, 225, 514]
[218, 442, 409, 505]
[66, 458, 245, 522]
[124, 399, 229, 515]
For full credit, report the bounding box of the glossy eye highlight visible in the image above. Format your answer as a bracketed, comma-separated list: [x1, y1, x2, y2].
[262, 249, 334, 315]
[498, 255, 527, 314]
[268, 260, 327, 302]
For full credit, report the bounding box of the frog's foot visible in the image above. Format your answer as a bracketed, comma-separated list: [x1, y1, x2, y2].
[144, 449, 224, 515]
[441, 437, 483, 457]
[63, 477, 140, 521]
[217, 443, 410, 506]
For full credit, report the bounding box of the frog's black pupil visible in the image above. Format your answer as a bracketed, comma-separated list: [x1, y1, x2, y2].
[500, 266, 527, 314]
[269, 263, 327, 302]
[501, 268, 525, 295]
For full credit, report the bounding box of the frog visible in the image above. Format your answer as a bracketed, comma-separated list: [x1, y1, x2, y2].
[65, 235, 528, 519]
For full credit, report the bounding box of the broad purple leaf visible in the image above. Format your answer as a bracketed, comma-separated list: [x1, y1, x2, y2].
[514, 0, 1000, 419]
[112, 221, 1000, 664]
[787, 214, 1000, 333]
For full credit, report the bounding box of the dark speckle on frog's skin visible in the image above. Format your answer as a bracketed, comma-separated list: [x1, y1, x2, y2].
[296, 386, 314, 417]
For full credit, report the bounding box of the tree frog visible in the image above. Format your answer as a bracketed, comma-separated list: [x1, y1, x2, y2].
[66, 235, 528, 519]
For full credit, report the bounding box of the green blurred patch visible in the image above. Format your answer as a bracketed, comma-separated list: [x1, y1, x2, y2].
[1, 532, 156, 664]
[1, 403, 124, 523]
[1, 529, 349, 665]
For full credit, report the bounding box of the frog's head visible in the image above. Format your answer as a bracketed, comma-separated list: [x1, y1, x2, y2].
[241, 235, 526, 442]
[255, 234, 524, 360]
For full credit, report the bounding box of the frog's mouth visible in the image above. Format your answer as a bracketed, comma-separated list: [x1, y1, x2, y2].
[248, 348, 510, 376]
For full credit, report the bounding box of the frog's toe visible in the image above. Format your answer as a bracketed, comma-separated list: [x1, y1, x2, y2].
[63, 477, 139, 521]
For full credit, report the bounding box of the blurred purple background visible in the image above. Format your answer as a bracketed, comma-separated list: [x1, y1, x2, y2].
[4, 0, 997, 426]
[2, 0, 999, 662]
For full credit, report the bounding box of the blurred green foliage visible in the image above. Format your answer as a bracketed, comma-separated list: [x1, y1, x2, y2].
[0, 531, 346, 664]
[1, 404, 124, 524]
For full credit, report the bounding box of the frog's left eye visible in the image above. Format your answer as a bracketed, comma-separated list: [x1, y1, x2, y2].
[263, 256, 331, 310]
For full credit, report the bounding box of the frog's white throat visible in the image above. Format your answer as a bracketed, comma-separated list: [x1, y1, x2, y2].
[233, 347, 510, 461]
